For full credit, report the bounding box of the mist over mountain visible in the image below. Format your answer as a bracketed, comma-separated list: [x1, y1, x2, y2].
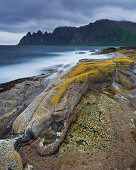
[19, 19, 136, 46]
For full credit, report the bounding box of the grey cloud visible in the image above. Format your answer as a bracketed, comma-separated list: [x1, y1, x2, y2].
[0, 0, 136, 34]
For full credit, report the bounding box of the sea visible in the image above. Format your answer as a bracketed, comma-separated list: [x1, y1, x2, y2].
[0, 45, 111, 84]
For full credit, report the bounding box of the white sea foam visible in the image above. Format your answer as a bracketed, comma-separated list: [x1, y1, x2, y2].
[0, 50, 111, 83]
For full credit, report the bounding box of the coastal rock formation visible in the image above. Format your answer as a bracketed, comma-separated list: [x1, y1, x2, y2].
[13, 51, 136, 158]
[0, 72, 55, 138]
[1, 47, 136, 169]
[19, 90, 136, 170]
[13, 59, 116, 139]
[98, 47, 117, 54]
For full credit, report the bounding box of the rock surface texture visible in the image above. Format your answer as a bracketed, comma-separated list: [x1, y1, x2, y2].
[0, 47, 136, 169]
[0, 140, 22, 170]
[0, 74, 51, 139]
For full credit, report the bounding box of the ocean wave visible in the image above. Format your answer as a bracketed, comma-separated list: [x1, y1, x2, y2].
[0, 50, 110, 83]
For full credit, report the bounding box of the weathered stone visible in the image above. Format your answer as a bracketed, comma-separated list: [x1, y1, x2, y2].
[19, 91, 136, 170]
[13, 59, 116, 140]
[0, 73, 52, 138]
[98, 47, 117, 54]
[2, 47, 136, 169]
[0, 139, 22, 170]
[13, 54, 136, 151]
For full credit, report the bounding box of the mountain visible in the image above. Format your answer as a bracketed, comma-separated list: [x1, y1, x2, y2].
[18, 19, 136, 46]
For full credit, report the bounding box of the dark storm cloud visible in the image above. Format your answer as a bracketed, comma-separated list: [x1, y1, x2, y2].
[1, 0, 136, 33]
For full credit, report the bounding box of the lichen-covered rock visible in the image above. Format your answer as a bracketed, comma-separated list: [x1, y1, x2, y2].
[13, 54, 136, 152]
[30, 110, 75, 156]
[19, 91, 136, 170]
[0, 74, 50, 138]
[99, 47, 117, 54]
[0, 140, 22, 170]
[12, 90, 49, 135]
[13, 59, 116, 139]
[1, 47, 136, 169]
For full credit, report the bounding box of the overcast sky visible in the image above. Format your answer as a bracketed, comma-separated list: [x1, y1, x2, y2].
[1, 0, 136, 45]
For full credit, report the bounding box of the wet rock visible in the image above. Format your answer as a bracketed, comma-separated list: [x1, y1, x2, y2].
[76, 51, 86, 54]
[41, 67, 58, 75]
[0, 139, 22, 169]
[64, 64, 70, 68]
[0, 74, 51, 138]
[90, 50, 95, 52]
[98, 47, 117, 54]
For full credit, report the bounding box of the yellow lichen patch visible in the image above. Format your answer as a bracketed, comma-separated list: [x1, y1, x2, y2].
[130, 55, 136, 61]
[50, 71, 94, 104]
[69, 62, 114, 78]
[119, 70, 135, 82]
[49, 77, 76, 104]
[62, 59, 115, 79]
[12, 115, 26, 134]
[50, 61, 116, 104]
[113, 56, 133, 68]
[50, 70, 94, 104]
[117, 71, 131, 86]
[49, 54, 136, 105]
[61, 63, 82, 79]
[34, 104, 48, 117]
[116, 49, 129, 54]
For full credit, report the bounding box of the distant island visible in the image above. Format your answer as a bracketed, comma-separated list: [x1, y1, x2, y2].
[19, 19, 136, 46]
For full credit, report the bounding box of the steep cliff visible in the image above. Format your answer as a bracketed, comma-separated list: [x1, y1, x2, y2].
[19, 19, 136, 46]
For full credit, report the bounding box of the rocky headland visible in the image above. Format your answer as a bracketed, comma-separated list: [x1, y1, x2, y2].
[0, 47, 136, 169]
[19, 19, 136, 46]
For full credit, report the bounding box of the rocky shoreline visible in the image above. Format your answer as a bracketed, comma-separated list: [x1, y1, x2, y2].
[0, 47, 136, 169]
[0, 64, 70, 139]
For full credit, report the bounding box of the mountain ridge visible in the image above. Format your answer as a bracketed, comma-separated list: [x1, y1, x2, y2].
[18, 19, 136, 46]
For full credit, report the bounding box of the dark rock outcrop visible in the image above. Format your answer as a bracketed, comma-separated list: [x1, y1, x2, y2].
[98, 47, 117, 54]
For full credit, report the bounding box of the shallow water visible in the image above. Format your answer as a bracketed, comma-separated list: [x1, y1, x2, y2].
[0, 45, 111, 83]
